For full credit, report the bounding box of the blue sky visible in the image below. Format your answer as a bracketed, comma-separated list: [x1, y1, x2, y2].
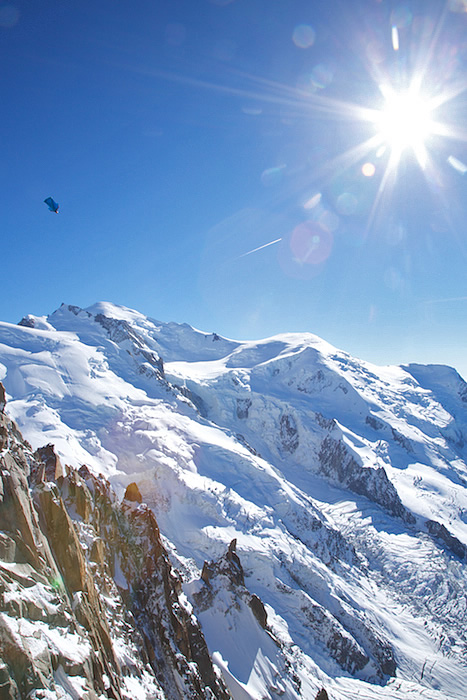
[2, 0, 467, 376]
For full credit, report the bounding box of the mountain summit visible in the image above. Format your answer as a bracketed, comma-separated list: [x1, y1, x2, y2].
[0, 302, 466, 699]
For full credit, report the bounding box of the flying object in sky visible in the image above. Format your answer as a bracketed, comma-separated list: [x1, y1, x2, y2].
[236, 237, 282, 260]
[44, 197, 59, 213]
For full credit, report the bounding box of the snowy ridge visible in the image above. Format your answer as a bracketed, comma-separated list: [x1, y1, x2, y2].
[1, 301, 466, 699]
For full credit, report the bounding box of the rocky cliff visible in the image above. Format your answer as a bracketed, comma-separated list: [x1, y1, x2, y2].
[0, 391, 232, 699]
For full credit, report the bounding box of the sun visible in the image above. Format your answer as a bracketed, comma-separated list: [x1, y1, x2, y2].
[373, 85, 436, 168]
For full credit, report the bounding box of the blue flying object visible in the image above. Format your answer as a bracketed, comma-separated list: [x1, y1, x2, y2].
[44, 196, 59, 213]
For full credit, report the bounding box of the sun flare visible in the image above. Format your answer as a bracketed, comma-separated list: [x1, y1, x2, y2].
[374, 86, 436, 167]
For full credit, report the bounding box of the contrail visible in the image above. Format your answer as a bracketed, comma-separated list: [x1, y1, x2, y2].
[236, 237, 282, 260]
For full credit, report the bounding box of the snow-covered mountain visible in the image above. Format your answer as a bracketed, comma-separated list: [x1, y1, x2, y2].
[1, 301, 466, 699]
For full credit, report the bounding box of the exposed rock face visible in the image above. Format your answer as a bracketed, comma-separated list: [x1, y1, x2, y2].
[236, 398, 251, 420]
[0, 392, 230, 699]
[280, 413, 299, 453]
[426, 520, 466, 560]
[292, 590, 376, 677]
[318, 435, 414, 523]
[0, 383, 5, 413]
[35, 444, 65, 481]
[17, 315, 35, 328]
[94, 311, 165, 379]
[315, 689, 329, 700]
[197, 539, 268, 631]
[124, 481, 143, 503]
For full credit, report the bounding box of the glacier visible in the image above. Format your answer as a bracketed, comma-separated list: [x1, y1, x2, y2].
[0, 301, 466, 699]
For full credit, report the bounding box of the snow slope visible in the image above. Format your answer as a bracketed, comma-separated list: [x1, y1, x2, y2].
[1, 302, 466, 699]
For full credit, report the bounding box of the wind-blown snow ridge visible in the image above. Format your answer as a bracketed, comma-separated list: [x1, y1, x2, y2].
[1, 301, 466, 699]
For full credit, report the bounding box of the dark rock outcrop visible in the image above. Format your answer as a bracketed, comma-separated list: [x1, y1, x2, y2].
[426, 519, 466, 560]
[319, 435, 414, 523]
[236, 398, 252, 419]
[315, 689, 329, 700]
[0, 383, 5, 414]
[280, 413, 299, 453]
[201, 538, 245, 588]
[17, 315, 36, 328]
[197, 539, 268, 631]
